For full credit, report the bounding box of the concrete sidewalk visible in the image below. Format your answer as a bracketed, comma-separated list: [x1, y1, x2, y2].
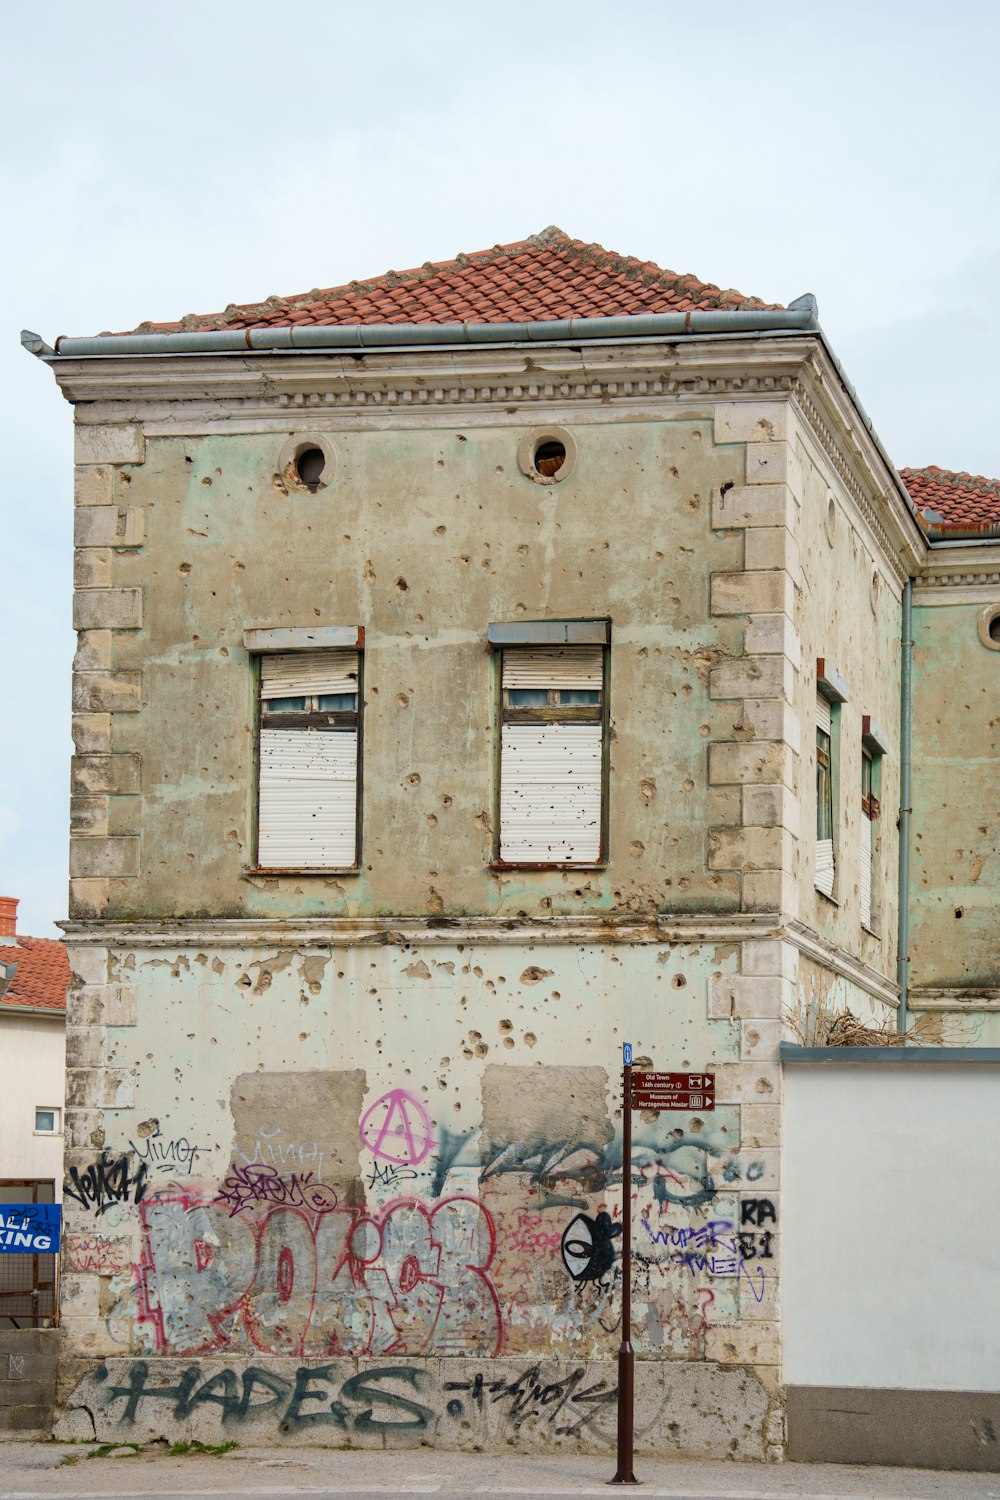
[3, 1442, 1000, 1500]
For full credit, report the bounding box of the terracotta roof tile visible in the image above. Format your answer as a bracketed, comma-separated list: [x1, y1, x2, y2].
[899, 466, 1000, 529]
[127, 226, 778, 335]
[0, 936, 69, 1014]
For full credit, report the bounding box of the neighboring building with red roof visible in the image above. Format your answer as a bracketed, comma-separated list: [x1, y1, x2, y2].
[0, 897, 67, 1284]
[900, 464, 1000, 533]
[24, 228, 1000, 1468]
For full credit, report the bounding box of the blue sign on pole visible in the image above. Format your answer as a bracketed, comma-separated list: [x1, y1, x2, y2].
[0, 1204, 61, 1253]
[623, 1042, 632, 1066]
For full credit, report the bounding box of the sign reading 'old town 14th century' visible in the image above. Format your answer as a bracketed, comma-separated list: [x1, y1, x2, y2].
[630, 1071, 715, 1112]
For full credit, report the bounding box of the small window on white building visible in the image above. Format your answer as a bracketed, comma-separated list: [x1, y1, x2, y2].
[256, 647, 361, 869]
[34, 1108, 60, 1135]
[497, 645, 607, 865]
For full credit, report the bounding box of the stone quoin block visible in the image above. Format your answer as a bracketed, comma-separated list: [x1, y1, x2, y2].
[706, 1322, 780, 1369]
[71, 712, 112, 754]
[69, 948, 110, 988]
[712, 482, 792, 530]
[70, 983, 137, 1027]
[709, 654, 794, 702]
[744, 525, 800, 579]
[739, 1018, 783, 1062]
[74, 423, 145, 467]
[68, 878, 110, 919]
[74, 506, 146, 548]
[708, 740, 795, 788]
[70, 797, 109, 837]
[740, 939, 798, 980]
[742, 614, 801, 667]
[743, 869, 800, 916]
[713, 402, 791, 446]
[73, 548, 113, 590]
[69, 835, 140, 880]
[708, 825, 788, 872]
[709, 973, 786, 1020]
[72, 587, 142, 631]
[72, 672, 142, 714]
[64, 1028, 106, 1069]
[65, 1066, 135, 1110]
[745, 441, 802, 493]
[742, 783, 801, 835]
[734, 698, 799, 748]
[72, 754, 142, 797]
[73, 464, 113, 505]
[711, 570, 794, 618]
[73, 630, 113, 673]
[738, 1102, 781, 1149]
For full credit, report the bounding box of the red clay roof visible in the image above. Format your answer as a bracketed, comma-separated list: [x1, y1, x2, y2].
[900, 466, 1000, 530]
[131, 226, 779, 334]
[0, 937, 69, 1014]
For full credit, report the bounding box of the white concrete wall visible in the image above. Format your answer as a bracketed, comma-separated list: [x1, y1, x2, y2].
[0, 1014, 65, 1196]
[783, 1059, 1000, 1391]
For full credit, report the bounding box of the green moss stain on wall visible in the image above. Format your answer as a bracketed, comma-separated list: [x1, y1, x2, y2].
[910, 602, 1000, 988]
[104, 419, 745, 920]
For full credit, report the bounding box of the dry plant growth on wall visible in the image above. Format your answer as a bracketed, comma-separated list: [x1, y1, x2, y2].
[784, 1000, 950, 1047]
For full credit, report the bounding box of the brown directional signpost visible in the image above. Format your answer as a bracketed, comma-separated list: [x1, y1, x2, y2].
[609, 1046, 715, 1487]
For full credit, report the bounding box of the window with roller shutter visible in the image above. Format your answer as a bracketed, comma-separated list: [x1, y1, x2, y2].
[256, 648, 361, 869]
[497, 646, 608, 865]
[815, 691, 836, 897]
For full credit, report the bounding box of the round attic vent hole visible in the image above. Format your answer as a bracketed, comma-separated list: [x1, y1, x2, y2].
[977, 604, 1000, 651]
[517, 425, 577, 485]
[296, 447, 326, 491]
[534, 440, 566, 478]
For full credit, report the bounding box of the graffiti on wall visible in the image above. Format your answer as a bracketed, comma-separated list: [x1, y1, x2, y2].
[130, 1128, 203, 1178]
[64, 1357, 619, 1444]
[137, 1189, 501, 1358]
[64, 1154, 148, 1218]
[360, 1090, 435, 1168]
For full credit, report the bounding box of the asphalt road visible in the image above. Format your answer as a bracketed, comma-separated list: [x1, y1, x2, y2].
[3, 1444, 1000, 1500]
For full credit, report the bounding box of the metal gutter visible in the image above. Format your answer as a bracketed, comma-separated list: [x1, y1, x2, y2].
[896, 580, 913, 1034]
[923, 523, 1000, 543]
[0, 1003, 65, 1019]
[22, 301, 819, 360]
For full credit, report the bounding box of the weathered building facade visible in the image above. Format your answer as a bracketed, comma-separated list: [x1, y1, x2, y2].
[25, 230, 1000, 1465]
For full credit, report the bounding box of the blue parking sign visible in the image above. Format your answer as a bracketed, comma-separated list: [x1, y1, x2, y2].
[0, 1204, 61, 1253]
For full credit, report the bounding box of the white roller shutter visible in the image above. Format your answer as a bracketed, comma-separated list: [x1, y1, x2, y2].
[816, 691, 832, 736]
[258, 728, 357, 867]
[503, 649, 603, 692]
[860, 815, 873, 928]
[815, 691, 835, 895]
[815, 839, 835, 896]
[500, 722, 603, 862]
[261, 650, 359, 700]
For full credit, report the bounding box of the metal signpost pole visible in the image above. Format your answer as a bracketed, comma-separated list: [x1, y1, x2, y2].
[610, 1042, 638, 1484]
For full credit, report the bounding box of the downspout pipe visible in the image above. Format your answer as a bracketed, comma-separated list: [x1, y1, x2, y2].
[22, 301, 819, 361]
[897, 579, 914, 1034]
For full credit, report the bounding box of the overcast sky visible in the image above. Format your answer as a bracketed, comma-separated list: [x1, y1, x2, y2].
[3, 0, 999, 937]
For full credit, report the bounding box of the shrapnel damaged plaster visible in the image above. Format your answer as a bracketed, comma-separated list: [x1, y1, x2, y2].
[51, 303, 942, 1464]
